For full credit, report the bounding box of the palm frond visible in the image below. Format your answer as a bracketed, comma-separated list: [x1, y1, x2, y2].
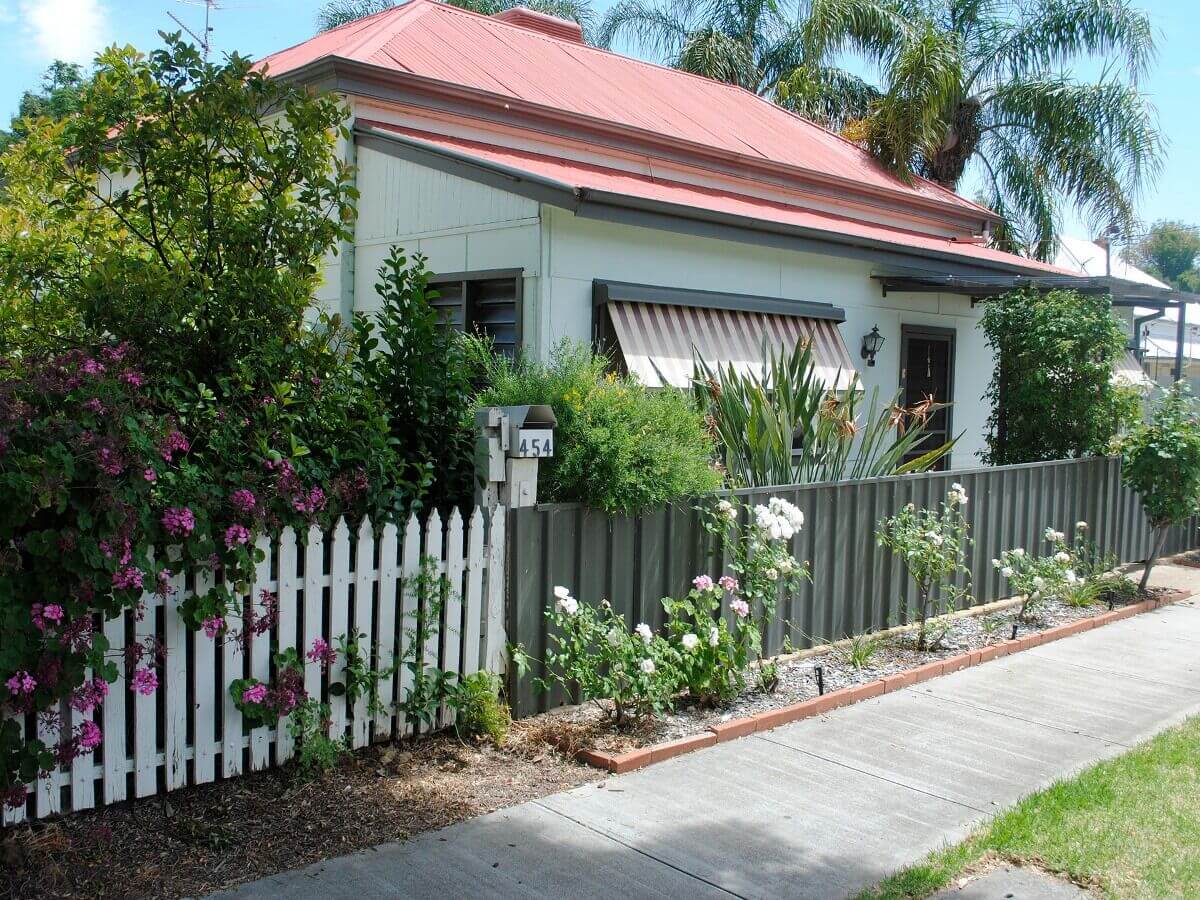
[774, 64, 880, 130]
[967, 0, 1156, 90]
[595, 0, 698, 54]
[675, 28, 759, 86]
[315, 0, 396, 32]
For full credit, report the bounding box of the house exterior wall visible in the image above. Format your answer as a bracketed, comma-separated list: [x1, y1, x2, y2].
[541, 207, 994, 467]
[344, 142, 541, 318]
[343, 151, 996, 467]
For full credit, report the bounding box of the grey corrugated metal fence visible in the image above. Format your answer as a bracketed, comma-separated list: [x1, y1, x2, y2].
[506, 456, 1197, 715]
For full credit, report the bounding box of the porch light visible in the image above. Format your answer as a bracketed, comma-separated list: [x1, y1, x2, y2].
[860, 325, 885, 367]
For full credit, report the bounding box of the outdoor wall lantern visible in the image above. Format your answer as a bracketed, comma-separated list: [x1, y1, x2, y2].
[861, 325, 885, 367]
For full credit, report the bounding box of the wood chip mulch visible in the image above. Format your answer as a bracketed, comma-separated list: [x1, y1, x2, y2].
[0, 726, 600, 900]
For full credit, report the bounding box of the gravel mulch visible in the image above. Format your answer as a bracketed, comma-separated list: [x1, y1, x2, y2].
[534, 584, 1169, 753]
[0, 727, 600, 900]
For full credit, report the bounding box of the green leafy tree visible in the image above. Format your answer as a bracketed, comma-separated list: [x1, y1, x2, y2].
[315, 0, 595, 36]
[352, 247, 478, 512]
[597, 0, 810, 92]
[0, 61, 90, 153]
[981, 288, 1140, 465]
[795, 0, 1162, 260]
[1127, 221, 1200, 289]
[1121, 384, 1200, 591]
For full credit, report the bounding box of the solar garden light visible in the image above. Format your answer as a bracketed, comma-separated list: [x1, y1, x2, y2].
[860, 325, 885, 367]
[1011, 623, 1019, 640]
[815, 664, 825, 695]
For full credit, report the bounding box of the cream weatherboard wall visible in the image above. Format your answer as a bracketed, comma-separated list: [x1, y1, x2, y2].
[344, 143, 541, 319]
[540, 207, 994, 466]
[335, 150, 995, 466]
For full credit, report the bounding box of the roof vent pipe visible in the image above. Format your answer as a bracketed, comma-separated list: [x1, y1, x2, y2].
[492, 7, 585, 43]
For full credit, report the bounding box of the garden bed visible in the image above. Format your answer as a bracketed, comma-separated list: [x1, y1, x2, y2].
[533, 584, 1186, 773]
[0, 728, 600, 900]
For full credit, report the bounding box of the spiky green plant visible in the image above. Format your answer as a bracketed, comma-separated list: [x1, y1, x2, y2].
[693, 339, 954, 488]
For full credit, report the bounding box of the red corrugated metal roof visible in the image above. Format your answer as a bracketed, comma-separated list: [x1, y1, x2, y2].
[358, 120, 1068, 274]
[259, 0, 992, 221]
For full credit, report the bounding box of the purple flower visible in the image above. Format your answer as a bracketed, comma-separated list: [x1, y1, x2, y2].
[70, 678, 109, 714]
[130, 668, 157, 696]
[241, 684, 268, 704]
[112, 566, 144, 592]
[119, 370, 143, 387]
[730, 599, 750, 619]
[224, 524, 251, 549]
[202, 616, 225, 639]
[5, 671, 36, 696]
[84, 397, 105, 414]
[306, 637, 337, 667]
[80, 358, 105, 376]
[159, 431, 190, 463]
[143, 468, 157, 483]
[78, 720, 103, 751]
[230, 489, 257, 516]
[692, 574, 714, 591]
[161, 506, 195, 537]
[31, 602, 63, 632]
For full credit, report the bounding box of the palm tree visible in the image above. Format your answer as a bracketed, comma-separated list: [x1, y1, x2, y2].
[596, 0, 810, 92]
[315, 0, 596, 36]
[792, 0, 1163, 259]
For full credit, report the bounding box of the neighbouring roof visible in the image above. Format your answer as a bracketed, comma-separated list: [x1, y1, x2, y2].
[1055, 236, 1170, 290]
[259, 0, 1072, 276]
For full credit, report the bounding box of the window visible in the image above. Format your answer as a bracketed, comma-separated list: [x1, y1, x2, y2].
[429, 270, 522, 357]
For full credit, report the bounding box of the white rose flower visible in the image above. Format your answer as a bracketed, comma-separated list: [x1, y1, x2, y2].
[992, 558, 1001, 569]
[1054, 551, 1070, 564]
[556, 595, 579, 616]
[606, 626, 624, 647]
[1064, 569, 1078, 584]
[681, 633, 699, 651]
[708, 626, 720, 647]
[1012, 548, 1025, 557]
[951, 482, 964, 492]
[639, 658, 656, 675]
[1032, 576, 1045, 590]
[635, 622, 653, 644]
[1000, 566, 1014, 578]
[765, 567, 779, 581]
[553, 585, 571, 600]
[779, 556, 795, 574]
[716, 499, 737, 522]
[1076, 521, 1088, 531]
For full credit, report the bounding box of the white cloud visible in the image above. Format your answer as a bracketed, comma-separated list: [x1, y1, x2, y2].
[18, 0, 109, 64]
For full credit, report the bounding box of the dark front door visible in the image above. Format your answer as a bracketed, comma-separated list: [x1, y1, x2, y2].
[899, 326, 955, 470]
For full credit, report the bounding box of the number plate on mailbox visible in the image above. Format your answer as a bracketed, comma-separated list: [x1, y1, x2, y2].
[516, 429, 554, 458]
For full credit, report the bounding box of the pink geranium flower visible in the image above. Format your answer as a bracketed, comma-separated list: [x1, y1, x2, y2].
[130, 668, 157, 696]
[241, 684, 268, 704]
[692, 574, 714, 591]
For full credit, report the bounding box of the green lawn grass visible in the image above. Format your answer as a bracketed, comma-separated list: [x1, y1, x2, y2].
[859, 716, 1200, 899]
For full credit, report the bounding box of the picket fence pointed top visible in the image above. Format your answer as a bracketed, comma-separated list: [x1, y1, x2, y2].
[357, 516, 374, 541]
[333, 516, 350, 538]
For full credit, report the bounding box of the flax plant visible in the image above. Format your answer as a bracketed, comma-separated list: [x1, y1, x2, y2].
[693, 339, 955, 488]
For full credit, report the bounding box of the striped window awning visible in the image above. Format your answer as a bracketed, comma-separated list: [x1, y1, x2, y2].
[605, 301, 858, 390]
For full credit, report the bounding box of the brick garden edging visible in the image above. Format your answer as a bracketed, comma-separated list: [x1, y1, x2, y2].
[572, 591, 1190, 775]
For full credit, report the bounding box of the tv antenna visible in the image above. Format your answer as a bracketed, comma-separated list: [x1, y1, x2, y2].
[168, 0, 219, 60]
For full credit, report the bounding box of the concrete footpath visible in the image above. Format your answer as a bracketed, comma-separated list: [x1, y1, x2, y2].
[216, 565, 1200, 900]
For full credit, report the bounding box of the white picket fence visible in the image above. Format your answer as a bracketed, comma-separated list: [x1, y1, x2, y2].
[3, 506, 506, 825]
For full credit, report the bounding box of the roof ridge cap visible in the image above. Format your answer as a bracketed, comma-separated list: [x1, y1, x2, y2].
[257, 3, 408, 68]
[340, 0, 430, 60]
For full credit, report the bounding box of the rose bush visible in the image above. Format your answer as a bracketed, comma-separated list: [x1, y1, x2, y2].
[993, 525, 1084, 621]
[877, 484, 973, 650]
[535, 496, 811, 721]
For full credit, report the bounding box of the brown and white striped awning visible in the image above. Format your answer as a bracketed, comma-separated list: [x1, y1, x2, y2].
[606, 301, 858, 390]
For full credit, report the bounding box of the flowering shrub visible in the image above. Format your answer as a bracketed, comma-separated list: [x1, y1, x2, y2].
[877, 484, 973, 650]
[540, 586, 681, 726]
[536, 496, 811, 718]
[993, 526, 1081, 621]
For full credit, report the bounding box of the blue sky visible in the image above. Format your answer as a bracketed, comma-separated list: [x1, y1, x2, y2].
[0, 0, 1196, 240]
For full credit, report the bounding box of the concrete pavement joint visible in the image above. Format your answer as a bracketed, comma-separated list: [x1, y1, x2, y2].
[531, 799, 750, 899]
[1020, 650, 1200, 692]
[751, 733, 994, 816]
[906, 688, 1135, 750]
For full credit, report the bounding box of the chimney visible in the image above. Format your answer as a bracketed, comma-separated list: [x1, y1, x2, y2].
[492, 7, 584, 43]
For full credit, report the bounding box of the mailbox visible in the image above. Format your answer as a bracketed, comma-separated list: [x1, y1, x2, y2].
[475, 405, 558, 508]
